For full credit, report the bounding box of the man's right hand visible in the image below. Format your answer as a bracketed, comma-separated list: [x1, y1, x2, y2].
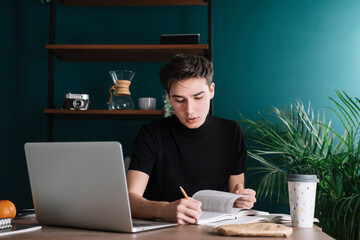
[127, 170, 202, 224]
[160, 198, 202, 224]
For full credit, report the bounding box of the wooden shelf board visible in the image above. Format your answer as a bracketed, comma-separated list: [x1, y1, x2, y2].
[46, 44, 208, 62]
[62, 0, 207, 6]
[45, 109, 165, 121]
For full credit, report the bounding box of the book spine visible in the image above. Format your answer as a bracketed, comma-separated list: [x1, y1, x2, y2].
[0, 218, 12, 229]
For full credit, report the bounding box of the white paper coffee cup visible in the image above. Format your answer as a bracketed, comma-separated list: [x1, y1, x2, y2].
[286, 174, 319, 228]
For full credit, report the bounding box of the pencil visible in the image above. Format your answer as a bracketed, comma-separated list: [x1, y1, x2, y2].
[179, 186, 189, 199]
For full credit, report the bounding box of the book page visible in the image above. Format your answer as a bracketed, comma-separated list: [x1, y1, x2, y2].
[255, 214, 291, 223]
[196, 211, 236, 225]
[269, 214, 291, 223]
[232, 208, 270, 217]
[200, 214, 291, 228]
[192, 190, 244, 214]
[258, 214, 318, 223]
[201, 215, 270, 228]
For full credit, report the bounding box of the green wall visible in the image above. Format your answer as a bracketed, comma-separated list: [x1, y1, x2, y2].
[213, 0, 360, 122]
[1, 0, 360, 211]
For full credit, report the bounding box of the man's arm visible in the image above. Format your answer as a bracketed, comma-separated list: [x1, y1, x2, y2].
[229, 173, 257, 209]
[126, 170, 202, 224]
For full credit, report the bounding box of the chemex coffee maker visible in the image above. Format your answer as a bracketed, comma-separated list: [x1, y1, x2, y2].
[107, 70, 135, 110]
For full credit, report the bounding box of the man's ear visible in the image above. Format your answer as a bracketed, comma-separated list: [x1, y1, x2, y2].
[210, 83, 215, 99]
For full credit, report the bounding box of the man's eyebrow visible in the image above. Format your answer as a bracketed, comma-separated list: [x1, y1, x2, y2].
[193, 91, 205, 97]
[171, 91, 205, 99]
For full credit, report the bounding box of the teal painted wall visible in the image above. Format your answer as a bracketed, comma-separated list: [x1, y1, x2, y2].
[1, 0, 360, 211]
[213, 0, 360, 123]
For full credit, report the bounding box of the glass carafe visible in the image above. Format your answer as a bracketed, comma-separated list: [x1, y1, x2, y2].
[107, 70, 135, 110]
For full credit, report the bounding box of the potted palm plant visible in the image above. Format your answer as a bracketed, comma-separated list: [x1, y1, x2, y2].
[239, 90, 360, 240]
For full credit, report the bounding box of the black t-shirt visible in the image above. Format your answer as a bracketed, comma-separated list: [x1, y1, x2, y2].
[129, 115, 247, 202]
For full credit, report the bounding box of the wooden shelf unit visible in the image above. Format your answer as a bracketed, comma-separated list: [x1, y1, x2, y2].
[45, 109, 165, 121]
[46, 0, 212, 141]
[46, 44, 208, 62]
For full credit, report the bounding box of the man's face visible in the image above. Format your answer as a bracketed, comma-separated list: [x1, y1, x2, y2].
[167, 77, 215, 129]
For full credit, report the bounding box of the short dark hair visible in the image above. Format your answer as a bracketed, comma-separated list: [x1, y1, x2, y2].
[159, 53, 214, 92]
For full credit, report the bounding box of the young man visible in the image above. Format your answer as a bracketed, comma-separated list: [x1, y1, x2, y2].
[127, 54, 256, 224]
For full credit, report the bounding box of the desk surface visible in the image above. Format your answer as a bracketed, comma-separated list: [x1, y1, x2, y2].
[1, 221, 334, 240]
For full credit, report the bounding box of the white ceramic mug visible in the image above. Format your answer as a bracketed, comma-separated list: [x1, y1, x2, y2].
[138, 97, 156, 110]
[286, 174, 319, 228]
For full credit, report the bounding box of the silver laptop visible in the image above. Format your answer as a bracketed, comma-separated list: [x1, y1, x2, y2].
[24, 141, 177, 233]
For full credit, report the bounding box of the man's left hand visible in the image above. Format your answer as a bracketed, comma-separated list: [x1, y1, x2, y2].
[232, 184, 256, 209]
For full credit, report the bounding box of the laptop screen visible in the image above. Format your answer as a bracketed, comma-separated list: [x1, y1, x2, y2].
[25, 142, 134, 232]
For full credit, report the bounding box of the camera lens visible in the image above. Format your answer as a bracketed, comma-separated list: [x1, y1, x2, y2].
[73, 99, 85, 109]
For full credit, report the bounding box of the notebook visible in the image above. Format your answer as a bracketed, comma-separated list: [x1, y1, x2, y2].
[24, 141, 177, 233]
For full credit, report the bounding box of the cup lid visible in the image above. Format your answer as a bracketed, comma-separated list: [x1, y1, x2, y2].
[286, 174, 319, 183]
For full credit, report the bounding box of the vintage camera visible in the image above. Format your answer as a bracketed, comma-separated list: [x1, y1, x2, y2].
[62, 93, 90, 110]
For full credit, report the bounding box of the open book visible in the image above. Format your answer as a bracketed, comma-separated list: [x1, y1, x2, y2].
[192, 190, 270, 225]
[202, 214, 292, 227]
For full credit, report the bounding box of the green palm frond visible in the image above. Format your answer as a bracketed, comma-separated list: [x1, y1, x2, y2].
[239, 89, 360, 240]
[331, 194, 360, 240]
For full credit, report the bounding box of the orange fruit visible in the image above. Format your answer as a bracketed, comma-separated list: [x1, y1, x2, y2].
[0, 200, 17, 219]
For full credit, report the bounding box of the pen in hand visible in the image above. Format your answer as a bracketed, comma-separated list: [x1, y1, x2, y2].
[179, 186, 203, 222]
[179, 186, 189, 199]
